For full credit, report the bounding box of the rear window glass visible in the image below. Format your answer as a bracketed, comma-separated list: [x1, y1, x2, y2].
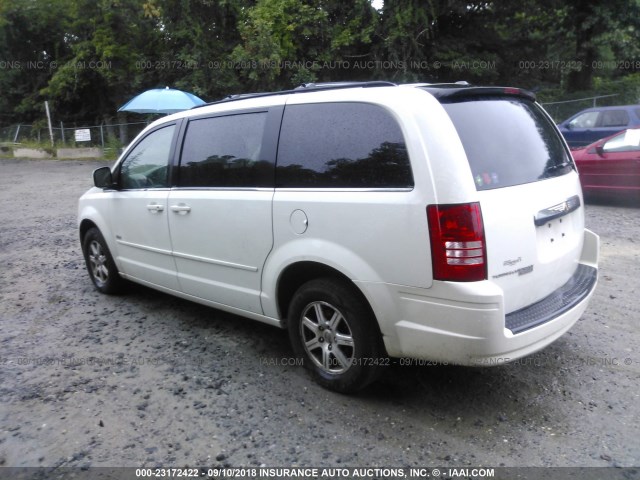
[600, 110, 629, 127]
[442, 98, 572, 191]
[276, 103, 413, 188]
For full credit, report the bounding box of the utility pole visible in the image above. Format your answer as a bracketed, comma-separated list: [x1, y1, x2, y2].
[44, 101, 54, 148]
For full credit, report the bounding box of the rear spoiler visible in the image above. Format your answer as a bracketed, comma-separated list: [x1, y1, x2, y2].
[420, 85, 536, 103]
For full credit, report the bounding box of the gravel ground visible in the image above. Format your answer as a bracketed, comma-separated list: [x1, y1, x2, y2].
[0, 158, 639, 470]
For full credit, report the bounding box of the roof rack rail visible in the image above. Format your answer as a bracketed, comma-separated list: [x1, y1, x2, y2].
[295, 81, 396, 90]
[193, 81, 397, 109]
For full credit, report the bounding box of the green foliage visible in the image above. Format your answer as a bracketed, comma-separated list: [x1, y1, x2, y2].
[593, 74, 640, 105]
[0, 0, 73, 121]
[231, 0, 378, 89]
[155, 0, 246, 98]
[103, 135, 124, 160]
[1, 0, 640, 125]
[42, 0, 164, 121]
[231, 0, 323, 88]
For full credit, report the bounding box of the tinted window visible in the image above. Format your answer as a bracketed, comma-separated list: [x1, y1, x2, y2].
[120, 124, 175, 189]
[600, 110, 629, 127]
[179, 112, 271, 187]
[276, 103, 412, 188]
[443, 98, 572, 191]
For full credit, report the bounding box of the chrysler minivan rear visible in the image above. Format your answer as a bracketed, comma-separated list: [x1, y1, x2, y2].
[376, 85, 599, 365]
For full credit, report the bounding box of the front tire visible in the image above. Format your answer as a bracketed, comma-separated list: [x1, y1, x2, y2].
[82, 227, 123, 294]
[288, 277, 384, 393]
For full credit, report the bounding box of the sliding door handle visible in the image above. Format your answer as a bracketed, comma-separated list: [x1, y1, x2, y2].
[146, 203, 164, 212]
[170, 204, 192, 214]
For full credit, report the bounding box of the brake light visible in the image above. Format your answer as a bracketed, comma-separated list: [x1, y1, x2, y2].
[427, 203, 487, 282]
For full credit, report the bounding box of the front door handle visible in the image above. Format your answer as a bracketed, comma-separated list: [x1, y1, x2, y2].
[146, 203, 164, 212]
[170, 204, 192, 214]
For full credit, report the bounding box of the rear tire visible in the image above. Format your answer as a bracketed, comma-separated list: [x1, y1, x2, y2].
[288, 277, 384, 393]
[82, 227, 124, 294]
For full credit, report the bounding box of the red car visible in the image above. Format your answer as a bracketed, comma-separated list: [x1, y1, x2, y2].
[572, 128, 640, 199]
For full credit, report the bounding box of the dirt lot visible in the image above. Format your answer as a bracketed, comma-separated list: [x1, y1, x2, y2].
[0, 158, 639, 470]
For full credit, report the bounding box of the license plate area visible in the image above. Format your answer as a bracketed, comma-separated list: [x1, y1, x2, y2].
[535, 213, 580, 263]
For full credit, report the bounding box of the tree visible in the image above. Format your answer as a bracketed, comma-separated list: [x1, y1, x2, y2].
[374, 0, 434, 82]
[42, 0, 163, 123]
[231, 0, 378, 90]
[153, 0, 247, 100]
[0, 0, 72, 123]
[2, 0, 640, 126]
[565, 0, 640, 91]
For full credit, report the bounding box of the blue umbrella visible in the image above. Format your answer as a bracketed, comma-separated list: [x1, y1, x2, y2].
[118, 87, 205, 114]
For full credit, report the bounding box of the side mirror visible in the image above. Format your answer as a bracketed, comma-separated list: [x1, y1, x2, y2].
[565, 123, 573, 131]
[595, 144, 605, 156]
[93, 166, 115, 189]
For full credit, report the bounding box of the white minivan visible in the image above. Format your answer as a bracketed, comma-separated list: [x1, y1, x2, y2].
[79, 81, 599, 392]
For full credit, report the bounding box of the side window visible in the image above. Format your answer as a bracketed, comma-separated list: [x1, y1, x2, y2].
[178, 112, 270, 187]
[120, 125, 175, 189]
[603, 129, 640, 153]
[276, 103, 413, 188]
[568, 111, 599, 129]
[600, 110, 629, 127]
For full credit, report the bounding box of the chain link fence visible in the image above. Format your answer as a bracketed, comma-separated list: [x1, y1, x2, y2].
[0, 121, 149, 154]
[0, 93, 631, 152]
[540, 94, 621, 123]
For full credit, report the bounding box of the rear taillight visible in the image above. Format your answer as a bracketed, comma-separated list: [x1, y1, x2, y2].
[427, 202, 487, 282]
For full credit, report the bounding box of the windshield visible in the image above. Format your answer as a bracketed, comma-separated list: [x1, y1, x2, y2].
[442, 97, 573, 191]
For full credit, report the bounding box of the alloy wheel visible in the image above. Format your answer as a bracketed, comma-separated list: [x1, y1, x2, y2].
[299, 301, 355, 374]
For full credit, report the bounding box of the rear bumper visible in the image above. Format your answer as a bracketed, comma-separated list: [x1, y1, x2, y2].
[358, 229, 599, 365]
[505, 263, 596, 334]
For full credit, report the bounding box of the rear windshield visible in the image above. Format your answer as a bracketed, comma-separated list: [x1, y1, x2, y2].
[442, 97, 573, 191]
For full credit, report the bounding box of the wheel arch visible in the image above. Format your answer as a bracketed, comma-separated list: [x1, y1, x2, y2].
[282, 265, 388, 392]
[78, 207, 115, 257]
[79, 218, 99, 245]
[79, 218, 121, 273]
[276, 261, 383, 342]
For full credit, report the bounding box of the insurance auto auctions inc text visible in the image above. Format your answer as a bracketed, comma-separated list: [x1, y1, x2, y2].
[199, 467, 495, 479]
